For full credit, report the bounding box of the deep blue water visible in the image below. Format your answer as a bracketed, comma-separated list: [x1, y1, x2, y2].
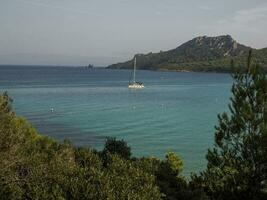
[0, 66, 232, 175]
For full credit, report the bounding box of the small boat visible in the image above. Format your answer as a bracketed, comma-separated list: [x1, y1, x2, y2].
[128, 57, 144, 89]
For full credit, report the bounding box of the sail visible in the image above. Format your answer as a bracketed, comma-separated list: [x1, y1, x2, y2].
[133, 57, 136, 83]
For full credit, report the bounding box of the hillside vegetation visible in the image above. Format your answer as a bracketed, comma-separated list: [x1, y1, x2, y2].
[108, 35, 267, 72]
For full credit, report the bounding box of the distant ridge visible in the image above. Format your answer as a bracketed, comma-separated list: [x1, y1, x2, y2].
[107, 35, 267, 72]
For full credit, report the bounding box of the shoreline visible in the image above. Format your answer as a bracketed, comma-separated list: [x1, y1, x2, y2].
[106, 66, 232, 74]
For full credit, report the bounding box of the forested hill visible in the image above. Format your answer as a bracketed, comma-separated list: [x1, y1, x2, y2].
[107, 35, 267, 72]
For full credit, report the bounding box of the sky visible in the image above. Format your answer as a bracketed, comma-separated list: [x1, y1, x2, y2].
[0, 0, 267, 66]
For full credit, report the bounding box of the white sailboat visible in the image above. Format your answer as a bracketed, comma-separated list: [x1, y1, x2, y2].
[128, 57, 144, 89]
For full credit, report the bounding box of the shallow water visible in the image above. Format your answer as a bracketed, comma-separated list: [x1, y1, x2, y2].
[0, 66, 232, 175]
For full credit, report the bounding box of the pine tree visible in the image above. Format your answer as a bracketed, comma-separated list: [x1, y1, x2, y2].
[201, 50, 267, 199]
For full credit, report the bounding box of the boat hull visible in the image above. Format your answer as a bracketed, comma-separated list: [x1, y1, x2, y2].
[128, 83, 145, 89]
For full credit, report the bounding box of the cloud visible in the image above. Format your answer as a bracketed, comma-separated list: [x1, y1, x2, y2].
[198, 5, 213, 11]
[217, 4, 267, 33]
[230, 6, 267, 31]
[16, 0, 97, 16]
[197, 3, 267, 48]
[155, 10, 163, 16]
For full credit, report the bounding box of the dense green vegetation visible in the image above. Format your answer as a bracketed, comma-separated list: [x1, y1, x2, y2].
[0, 93, 201, 199]
[1, 51, 267, 199]
[192, 51, 267, 199]
[108, 35, 267, 72]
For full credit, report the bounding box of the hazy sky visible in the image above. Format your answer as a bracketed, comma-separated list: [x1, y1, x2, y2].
[1, 0, 267, 66]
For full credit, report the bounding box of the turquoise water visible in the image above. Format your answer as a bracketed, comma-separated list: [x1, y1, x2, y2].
[0, 66, 232, 175]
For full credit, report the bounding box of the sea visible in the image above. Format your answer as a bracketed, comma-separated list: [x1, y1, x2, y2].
[0, 66, 232, 175]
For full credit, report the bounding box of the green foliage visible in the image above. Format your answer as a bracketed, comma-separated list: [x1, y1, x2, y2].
[104, 155, 162, 199]
[0, 91, 13, 114]
[197, 50, 267, 199]
[102, 137, 131, 160]
[0, 93, 162, 200]
[132, 153, 208, 200]
[165, 151, 183, 176]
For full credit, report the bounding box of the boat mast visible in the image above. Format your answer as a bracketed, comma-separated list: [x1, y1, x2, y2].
[133, 57, 136, 83]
